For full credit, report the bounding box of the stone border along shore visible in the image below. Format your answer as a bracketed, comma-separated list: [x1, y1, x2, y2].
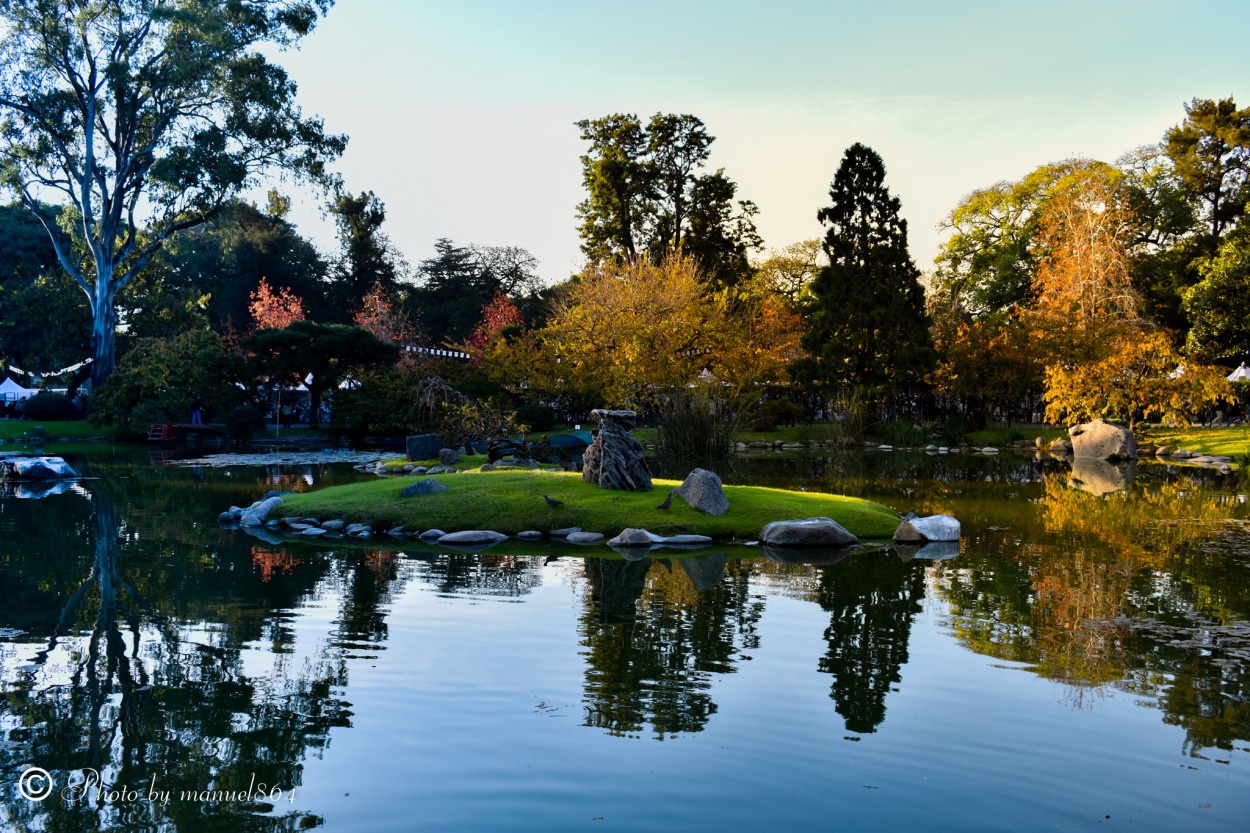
[216, 487, 961, 555]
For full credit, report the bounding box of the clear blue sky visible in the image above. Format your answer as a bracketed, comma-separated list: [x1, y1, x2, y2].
[275, 0, 1250, 282]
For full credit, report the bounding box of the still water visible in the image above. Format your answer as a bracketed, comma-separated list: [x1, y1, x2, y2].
[1, 447, 1248, 832]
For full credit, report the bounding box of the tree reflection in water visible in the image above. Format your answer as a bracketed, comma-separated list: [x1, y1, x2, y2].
[578, 554, 763, 738]
[815, 555, 926, 733]
[0, 478, 412, 832]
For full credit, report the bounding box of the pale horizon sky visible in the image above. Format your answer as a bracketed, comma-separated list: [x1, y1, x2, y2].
[271, 0, 1250, 284]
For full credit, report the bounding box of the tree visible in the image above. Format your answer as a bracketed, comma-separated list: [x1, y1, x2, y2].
[1025, 160, 1145, 365]
[792, 143, 934, 397]
[754, 239, 826, 307]
[248, 276, 306, 330]
[1043, 330, 1228, 429]
[91, 329, 244, 435]
[0, 202, 91, 374]
[354, 281, 421, 368]
[0, 0, 345, 389]
[329, 189, 406, 316]
[244, 320, 398, 428]
[1183, 225, 1250, 361]
[575, 112, 761, 289]
[468, 291, 524, 352]
[535, 254, 723, 407]
[1165, 97, 1250, 247]
[155, 199, 330, 332]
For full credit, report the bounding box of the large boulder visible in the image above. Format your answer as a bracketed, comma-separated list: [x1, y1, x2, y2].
[0, 455, 78, 479]
[405, 433, 442, 462]
[672, 468, 730, 515]
[438, 447, 459, 466]
[581, 409, 652, 491]
[1069, 418, 1136, 461]
[893, 513, 961, 543]
[239, 496, 284, 527]
[759, 517, 857, 548]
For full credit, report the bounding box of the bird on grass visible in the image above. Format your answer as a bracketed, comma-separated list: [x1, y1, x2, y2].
[656, 490, 675, 511]
[543, 494, 565, 508]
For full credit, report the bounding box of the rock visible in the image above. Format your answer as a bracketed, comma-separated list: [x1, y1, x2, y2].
[759, 517, 857, 547]
[217, 511, 235, 524]
[458, 446, 470, 457]
[1034, 436, 1049, 449]
[387, 526, 406, 536]
[239, 496, 284, 527]
[878, 444, 894, 451]
[672, 468, 730, 515]
[659, 534, 713, 547]
[581, 408, 652, 491]
[1154, 446, 1171, 457]
[438, 448, 459, 466]
[479, 463, 497, 472]
[228, 506, 245, 519]
[418, 529, 446, 541]
[1069, 418, 1136, 461]
[515, 530, 544, 541]
[437, 530, 508, 545]
[300, 527, 328, 536]
[1050, 438, 1074, 455]
[0, 455, 79, 479]
[1069, 458, 1136, 496]
[607, 528, 666, 547]
[551, 527, 581, 538]
[321, 519, 346, 531]
[565, 531, 605, 544]
[405, 433, 442, 462]
[893, 513, 961, 542]
[399, 478, 449, 497]
[981, 446, 998, 454]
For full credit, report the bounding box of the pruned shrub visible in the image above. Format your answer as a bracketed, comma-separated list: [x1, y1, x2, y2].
[516, 402, 556, 433]
[20, 392, 79, 421]
[751, 398, 805, 431]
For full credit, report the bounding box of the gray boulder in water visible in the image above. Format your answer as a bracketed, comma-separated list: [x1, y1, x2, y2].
[0, 455, 79, 480]
[759, 517, 857, 547]
[893, 513, 961, 543]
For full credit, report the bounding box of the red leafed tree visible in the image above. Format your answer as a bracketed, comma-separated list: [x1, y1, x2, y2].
[469, 291, 524, 351]
[249, 277, 306, 330]
[354, 282, 421, 369]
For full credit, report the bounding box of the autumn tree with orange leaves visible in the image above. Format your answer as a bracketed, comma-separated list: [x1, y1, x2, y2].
[249, 277, 306, 331]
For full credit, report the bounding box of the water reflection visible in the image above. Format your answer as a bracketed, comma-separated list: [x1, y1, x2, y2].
[1, 448, 1248, 832]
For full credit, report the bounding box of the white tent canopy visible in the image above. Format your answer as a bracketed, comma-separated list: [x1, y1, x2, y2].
[1227, 363, 1250, 382]
[0, 377, 36, 401]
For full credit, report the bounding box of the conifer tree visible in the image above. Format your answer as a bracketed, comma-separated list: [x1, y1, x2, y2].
[792, 143, 934, 398]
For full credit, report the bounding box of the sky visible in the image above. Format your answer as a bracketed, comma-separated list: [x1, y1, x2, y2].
[272, 0, 1250, 284]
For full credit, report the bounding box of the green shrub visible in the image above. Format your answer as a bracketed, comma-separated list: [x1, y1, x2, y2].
[223, 404, 267, 448]
[516, 402, 556, 433]
[91, 330, 244, 437]
[751, 398, 805, 431]
[21, 392, 79, 421]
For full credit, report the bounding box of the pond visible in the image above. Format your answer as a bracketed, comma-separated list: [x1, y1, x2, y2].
[2, 446, 1249, 832]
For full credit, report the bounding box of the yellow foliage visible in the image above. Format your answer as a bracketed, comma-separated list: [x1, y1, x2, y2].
[1043, 330, 1230, 428]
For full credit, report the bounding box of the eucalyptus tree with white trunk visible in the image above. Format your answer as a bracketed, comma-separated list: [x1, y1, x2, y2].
[0, 0, 344, 389]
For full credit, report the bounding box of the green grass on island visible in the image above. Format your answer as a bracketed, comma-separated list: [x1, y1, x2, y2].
[0, 419, 113, 441]
[275, 469, 902, 541]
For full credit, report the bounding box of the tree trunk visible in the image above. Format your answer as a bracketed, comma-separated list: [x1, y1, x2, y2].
[90, 273, 117, 391]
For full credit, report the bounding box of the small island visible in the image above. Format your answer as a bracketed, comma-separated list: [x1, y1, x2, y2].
[271, 468, 902, 542]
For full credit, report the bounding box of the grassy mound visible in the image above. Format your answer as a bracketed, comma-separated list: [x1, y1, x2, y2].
[275, 469, 900, 540]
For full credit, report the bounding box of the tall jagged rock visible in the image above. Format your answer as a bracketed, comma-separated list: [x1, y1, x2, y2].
[582, 409, 653, 491]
